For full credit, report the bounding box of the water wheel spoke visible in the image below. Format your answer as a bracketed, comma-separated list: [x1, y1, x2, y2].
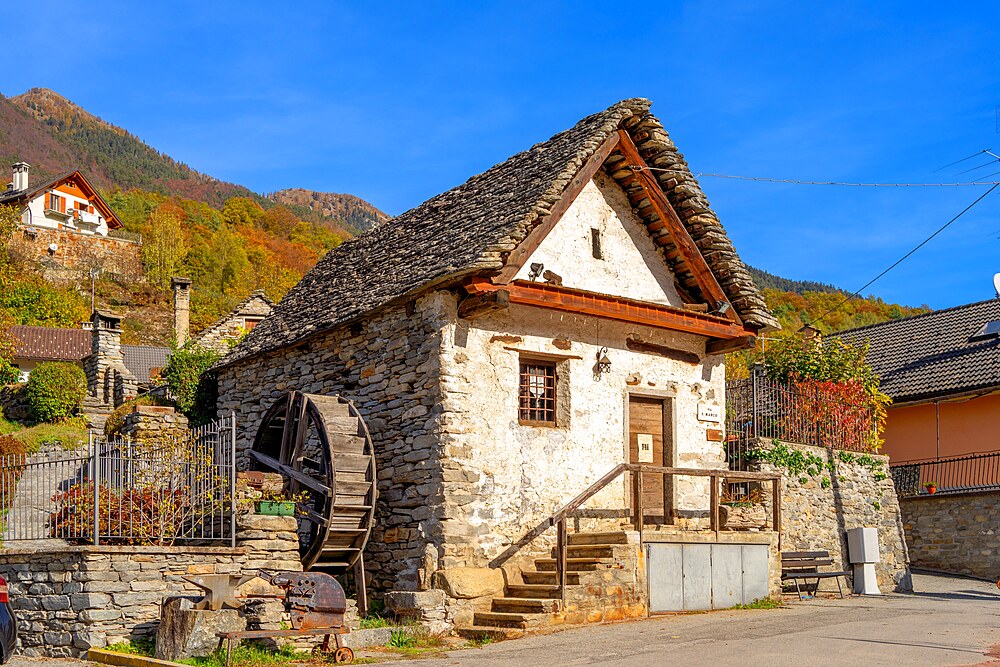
[249, 450, 331, 496]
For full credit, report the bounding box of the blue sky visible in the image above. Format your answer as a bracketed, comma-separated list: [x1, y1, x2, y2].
[7, 1, 1000, 309]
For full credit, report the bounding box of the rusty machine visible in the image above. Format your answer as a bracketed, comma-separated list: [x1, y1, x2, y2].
[215, 570, 354, 665]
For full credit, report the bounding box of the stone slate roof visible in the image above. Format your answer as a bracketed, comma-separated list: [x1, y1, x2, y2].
[122, 345, 171, 382]
[11, 325, 89, 362]
[221, 98, 777, 368]
[836, 299, 1000, 403]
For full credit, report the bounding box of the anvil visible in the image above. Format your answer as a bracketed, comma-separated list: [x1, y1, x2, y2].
[182, 573, 257, 611]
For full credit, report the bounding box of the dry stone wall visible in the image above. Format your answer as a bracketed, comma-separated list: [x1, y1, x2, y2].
[749, 439, 912, 593]
[216, 292, 452, 592]
[9, 227, 142, 281]
[898, 491, 1000, 580]
[0, 514, 300, 658]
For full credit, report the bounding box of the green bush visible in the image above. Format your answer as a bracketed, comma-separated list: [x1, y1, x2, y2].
[0, 359, 19, 386]
[24, 362, 87, 422]
[161, 345, 221, 424]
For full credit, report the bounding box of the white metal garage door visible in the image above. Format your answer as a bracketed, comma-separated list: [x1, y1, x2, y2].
[647, 543, 769, 612]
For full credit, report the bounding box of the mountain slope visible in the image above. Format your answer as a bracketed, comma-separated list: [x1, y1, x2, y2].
[0, 88, 387, 230]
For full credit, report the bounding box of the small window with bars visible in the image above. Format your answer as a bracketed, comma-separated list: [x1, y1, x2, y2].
[519, 359, 557, 425]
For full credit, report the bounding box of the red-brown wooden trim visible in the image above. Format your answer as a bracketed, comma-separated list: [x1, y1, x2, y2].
[614, 130, 740, 325]
[466, 277, 748, 339]
[493, 132, 622, 285]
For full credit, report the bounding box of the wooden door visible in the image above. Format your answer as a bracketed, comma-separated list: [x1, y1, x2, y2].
[628, 396, 670, 520]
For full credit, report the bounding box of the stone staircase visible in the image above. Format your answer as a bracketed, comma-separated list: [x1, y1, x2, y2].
[465, 531, 644, 634]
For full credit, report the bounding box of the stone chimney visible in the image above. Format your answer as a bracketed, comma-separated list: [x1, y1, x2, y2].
[11, 162, 29, 192]
[85, 310, 126, 403]
[172, 276, 192, 346]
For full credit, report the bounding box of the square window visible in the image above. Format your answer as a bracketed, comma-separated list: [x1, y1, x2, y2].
[519, 360, 557, 424]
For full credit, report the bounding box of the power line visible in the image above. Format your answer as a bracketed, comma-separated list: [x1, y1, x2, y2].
[807, 182, 1000, 329]
[628, 166, 1000, 187]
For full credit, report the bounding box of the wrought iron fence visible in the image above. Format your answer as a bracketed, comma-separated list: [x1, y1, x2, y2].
[726, 365, 880, 471]
[891, 451, 1000, 498]
[0, 413, 236, 546]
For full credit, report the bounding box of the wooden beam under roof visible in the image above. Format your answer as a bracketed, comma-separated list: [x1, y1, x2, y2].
[614, 130, 741, 325]
[466, 278, 749, 340]
[493, 132, 621, 285]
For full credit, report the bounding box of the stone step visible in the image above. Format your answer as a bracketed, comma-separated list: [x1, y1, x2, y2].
[534, 557, 616, 572]
[567, 531, 631, 546]
[522, 571, 581, 586]
[504, 584, 561, 599]
[472, 611, 550, 629]
[550, 544, 617, 559]
[491, 597, 560, 614]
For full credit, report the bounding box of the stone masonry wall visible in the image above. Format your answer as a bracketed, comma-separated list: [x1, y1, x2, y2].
[0, 513, 300, 658]
[899, 491, 1000, 580]
[216, 292, 452, 593]
[750, 439, 912, 593]
[10, 226, 142, 282]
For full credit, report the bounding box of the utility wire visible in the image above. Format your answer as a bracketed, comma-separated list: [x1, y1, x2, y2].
[807, 182, 1000, 328]
[628, 166, 1000, 187]
[933, 149, 992, 173]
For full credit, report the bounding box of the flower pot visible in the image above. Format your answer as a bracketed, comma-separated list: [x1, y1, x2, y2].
[257, 501, 295, 516]
[926, 486, 937, 495]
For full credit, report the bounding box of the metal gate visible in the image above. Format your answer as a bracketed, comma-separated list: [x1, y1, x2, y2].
[647, 543, 769, 611]
[0, 413, 237, 546]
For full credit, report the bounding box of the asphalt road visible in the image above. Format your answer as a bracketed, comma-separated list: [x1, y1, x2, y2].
[397, 572, 1000, 667]
[5, 572, 998, 667]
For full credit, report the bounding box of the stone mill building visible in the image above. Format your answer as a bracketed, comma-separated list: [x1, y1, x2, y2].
[216, 98, 781, 627]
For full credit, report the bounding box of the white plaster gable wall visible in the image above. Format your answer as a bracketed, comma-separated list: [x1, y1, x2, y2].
[513, 171, 683, 307]
[437, 298, 726, 565]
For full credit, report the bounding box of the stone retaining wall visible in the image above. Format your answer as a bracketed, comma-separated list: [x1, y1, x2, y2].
[0, 514, 301, 657]
[10, 226, 142, 282]
[898, 491, 1000, 580]
[750, 439, 912, 593]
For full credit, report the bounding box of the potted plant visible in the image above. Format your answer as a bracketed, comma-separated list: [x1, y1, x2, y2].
[924, 482, 938, 495]
[256, 489, 309, 516]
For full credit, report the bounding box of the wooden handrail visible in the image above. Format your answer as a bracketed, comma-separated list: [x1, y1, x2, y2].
[532, 463, 783, 608]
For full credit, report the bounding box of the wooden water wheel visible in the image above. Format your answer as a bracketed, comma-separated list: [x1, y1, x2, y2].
[249, 392, 377, 575]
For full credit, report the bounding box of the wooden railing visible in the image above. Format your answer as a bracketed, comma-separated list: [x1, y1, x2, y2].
[543, 463, 782, 605]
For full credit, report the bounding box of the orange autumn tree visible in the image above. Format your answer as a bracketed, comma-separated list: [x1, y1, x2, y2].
[758, 336, 890, 452]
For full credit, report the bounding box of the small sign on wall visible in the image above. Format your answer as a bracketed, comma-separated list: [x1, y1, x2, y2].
[706, 429, 724, 442]
[697, 402, 722, 423]
[637, 433, 654, 463]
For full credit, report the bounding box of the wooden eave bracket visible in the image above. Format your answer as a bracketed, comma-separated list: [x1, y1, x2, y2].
[466, 277, 751, 340]
[613, 129, 742, 326]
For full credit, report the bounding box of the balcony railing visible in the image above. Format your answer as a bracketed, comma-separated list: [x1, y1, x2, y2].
[891, 451, 1000, 498]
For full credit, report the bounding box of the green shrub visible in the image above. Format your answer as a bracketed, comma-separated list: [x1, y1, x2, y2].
[24, 362, 87, 422]
[161, 345, 221, 424]
[0, 360, 18, 386]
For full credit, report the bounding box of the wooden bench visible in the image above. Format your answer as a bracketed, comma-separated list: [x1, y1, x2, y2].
[781, 550, 849, 600]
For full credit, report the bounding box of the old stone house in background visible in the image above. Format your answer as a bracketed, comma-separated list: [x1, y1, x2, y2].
[217, 98, 781, 625]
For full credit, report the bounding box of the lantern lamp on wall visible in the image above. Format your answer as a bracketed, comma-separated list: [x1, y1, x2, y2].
[595, 346, 612, 376]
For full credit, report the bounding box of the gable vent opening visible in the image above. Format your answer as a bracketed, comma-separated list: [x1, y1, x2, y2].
[591, 227, 603, 260]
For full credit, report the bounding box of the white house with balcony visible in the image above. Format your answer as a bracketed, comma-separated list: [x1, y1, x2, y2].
[0, 162, 124, 236]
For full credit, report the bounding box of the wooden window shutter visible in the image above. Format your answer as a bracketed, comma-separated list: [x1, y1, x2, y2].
[60, 196, 66, 213]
